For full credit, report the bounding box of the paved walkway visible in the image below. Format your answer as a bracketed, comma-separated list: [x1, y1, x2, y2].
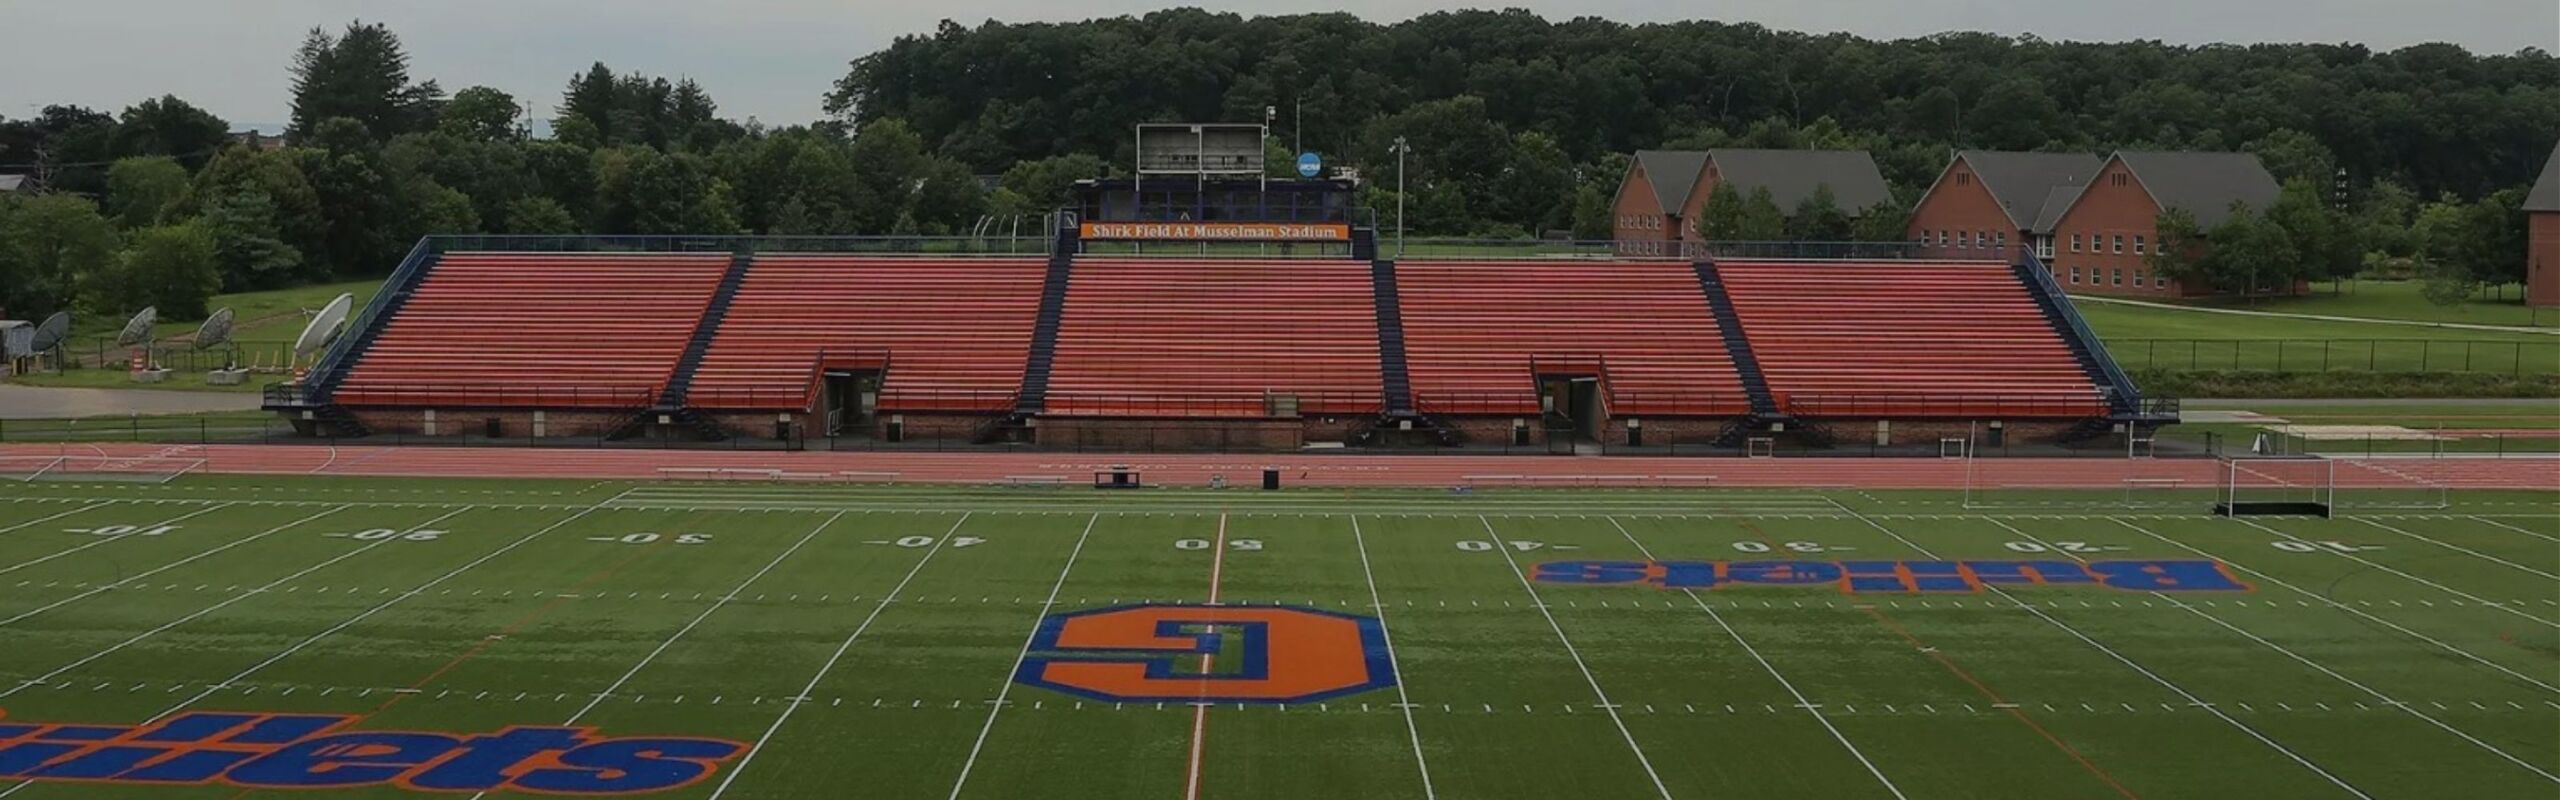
[2077, 296, 2560, 336]
[0, 385, 262, 419]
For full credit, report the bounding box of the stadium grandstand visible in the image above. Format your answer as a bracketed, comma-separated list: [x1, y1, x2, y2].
[265, 124, 2165, 453]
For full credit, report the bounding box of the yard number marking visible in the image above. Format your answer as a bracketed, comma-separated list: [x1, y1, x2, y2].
[1456, 540, 1547, 552]
[66, 524, 180, 537]
[1177, 538, 1261, 551]
[2272, 541, 2375, 554]
[329, 528, 446, 542]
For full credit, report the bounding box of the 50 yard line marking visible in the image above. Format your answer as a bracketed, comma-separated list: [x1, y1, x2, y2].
[1603, 516, 1905, 800]
[706, 512, 972, 800]
[948, 514, 1099, 800]
[1181, 513, 1228, 800]
[1352, 516, 1436, 800]
[1478, 515, 1675, 800]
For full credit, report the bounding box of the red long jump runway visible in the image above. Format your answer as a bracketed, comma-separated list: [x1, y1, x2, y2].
[7, 443, 2557, 491]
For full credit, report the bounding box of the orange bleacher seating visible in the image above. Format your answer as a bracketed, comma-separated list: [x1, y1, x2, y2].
[1716, 261, 2105, 418]
[688, 255, 1048, 411]
[1044, 258, 1383, 417]
[1395, 261, 1748, 417]
[335, 252, 731, 408]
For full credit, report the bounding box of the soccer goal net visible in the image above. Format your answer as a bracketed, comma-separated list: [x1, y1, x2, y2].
[0, 455, 208, 484]
[2216, 457, 2334, 517]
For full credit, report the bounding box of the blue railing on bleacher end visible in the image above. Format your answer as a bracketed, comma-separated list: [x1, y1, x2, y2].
[295, 237, 439, 405]
[2018, 252, 2145, 413]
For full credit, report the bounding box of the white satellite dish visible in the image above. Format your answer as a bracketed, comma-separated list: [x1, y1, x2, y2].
[194, 307, 236, 351]
[28, 312, 69, 352]
[293, 293, 354, 359]
[116, 307, 158, 348]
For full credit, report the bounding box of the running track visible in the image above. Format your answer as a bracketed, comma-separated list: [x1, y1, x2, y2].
[6, 444, 2553, 491]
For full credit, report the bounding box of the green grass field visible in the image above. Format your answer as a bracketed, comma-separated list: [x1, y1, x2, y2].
[0, 475, 2551, 799]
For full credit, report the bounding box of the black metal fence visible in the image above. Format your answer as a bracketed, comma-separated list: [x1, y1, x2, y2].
[2111, 338, 2557, 374]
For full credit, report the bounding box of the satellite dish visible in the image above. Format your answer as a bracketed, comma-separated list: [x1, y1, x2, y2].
[27, 312, 69, 352]
[116, 307, 158, 348]
[293, 293, 354, 358]
[194, 307, 235, 351]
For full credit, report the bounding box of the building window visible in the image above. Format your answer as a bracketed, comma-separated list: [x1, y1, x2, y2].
[2113, 268, 2124, 286]
[1995, 232, 2007, 252]
[2134, 235, 2146, 255]
[1974, 231, 1987, 249]
[2069, 266, 2080, 284]
[2070, 234, 2082, 253]
[2036, 236, 2054, 259]
[2112, 235, 2124, 254]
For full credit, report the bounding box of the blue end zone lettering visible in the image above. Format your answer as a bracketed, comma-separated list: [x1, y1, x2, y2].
[1532, 559, 2248, 594]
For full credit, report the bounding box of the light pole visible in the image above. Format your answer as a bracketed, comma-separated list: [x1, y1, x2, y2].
[1393, 135, 1408, 256]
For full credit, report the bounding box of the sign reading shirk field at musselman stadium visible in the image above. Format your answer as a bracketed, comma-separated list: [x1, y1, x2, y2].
[0, 710, 745, 793]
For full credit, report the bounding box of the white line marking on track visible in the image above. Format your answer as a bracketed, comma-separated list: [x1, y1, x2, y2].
[1478, 515, 1675, 800]
[948, 513, 1098, 800]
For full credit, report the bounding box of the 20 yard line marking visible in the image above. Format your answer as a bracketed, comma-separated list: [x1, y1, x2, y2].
[1604, 516, 1904, 800]
[463, 511, 848, 800]
[1825, 499, 2373, 800]
[1353, 516, 1437, 800]
[1479, 515, 1675, 800]
[2002, 519, 2558, 785]
[706, 512, 971, 800]
[948, 513, 1098, 800]
[1182, 513, 1229, 800]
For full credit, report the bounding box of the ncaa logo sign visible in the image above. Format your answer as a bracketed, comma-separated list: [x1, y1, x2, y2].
[1015, 604, 1396, 704]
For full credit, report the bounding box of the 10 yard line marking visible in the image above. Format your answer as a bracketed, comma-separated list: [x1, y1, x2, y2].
[1352, 516, 1437, 800]
[1826, 499, 2374, 800]
[0, 503, 233, 579]
[1603, 516, 1905, 800]
[948, 513, 1098, 800]
[706, 512, 972, 800]
[467, 511, 849, 800]
[2465, 516, 2559, 543]
[1999, 519, 2558, 785]
[2231, 518, 2558, 631]
[1478, 515, 1675, 800]
[0, 501, 120, 538]
[2108, 518, 2560, 695]
[1181, 513, 1228, 800]
[0, 503, 297, 628]
[2351, 517, 2560, 581]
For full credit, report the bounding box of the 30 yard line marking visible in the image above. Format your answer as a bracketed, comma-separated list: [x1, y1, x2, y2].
[2000, 519, 2558, 785]
[0, 502, 233, 579]
[2350, 517, 2560, 581]
[2106, 519, 2558, 694]
[1827, 499, 2373, 800]
[2231, 518, 2558, 631]
[706, 512, 971, 800]
[1353, 515, 1437, 800]
[948, 513, 1098, 800]
[0, 503, 315, 628]
[1182, 513, 1229, 800]
[1604, 516, 1905, 800]
[1478, 515, 1675, 800]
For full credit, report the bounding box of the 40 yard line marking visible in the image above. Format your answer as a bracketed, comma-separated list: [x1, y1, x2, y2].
[1181, 513, 1229, 800]
[706, 512, 972, 800]
[1352, 515, 1437, 800]
[1603, 516, 1906, 800]
[948, 514, 1099, 800]
[1479, 515, 1675, 800]
[1825, 499, 2375, 800]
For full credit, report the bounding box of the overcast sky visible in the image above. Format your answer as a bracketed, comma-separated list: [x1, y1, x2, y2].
[5, 1, 2554, 128]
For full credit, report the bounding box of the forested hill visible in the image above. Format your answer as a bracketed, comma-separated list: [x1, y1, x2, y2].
[831, 9, 2559, 202]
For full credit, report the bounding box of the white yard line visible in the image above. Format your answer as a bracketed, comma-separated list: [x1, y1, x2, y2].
[947, 513, 1099, 800]
[1351, 515, 1438, 800]
[1604, 515, 1907, 800]
[0, 501, 121, 537]
[1477, 515, 1675, 800]
[1998, 519, 2558, 785]
[2465, 516, 2560, 543]
[0, 503, 293, 627]
[2109, 519, 2559, 695]
[0, 506, 454, 700]
[2351, 517, 2560, 581]
[1827, 499, 2373, 800]
[1181, 513, 1229, 800]
[2231, 518, 2559, 630]
[0, 503, 233, 578]
[705, 512, 972, 800]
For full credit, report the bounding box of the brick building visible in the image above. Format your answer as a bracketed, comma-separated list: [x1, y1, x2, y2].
[2527, 141, 2560, 307]
[1904, 151, 2102, 264]
[1612, 149, 1892, 256]
[2042, 151, 2280, 297]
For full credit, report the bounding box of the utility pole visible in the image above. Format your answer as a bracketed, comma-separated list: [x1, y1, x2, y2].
[1393, 136, 1409, 257]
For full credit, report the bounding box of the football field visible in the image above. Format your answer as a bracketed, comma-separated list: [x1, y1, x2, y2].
[0, 475, 2553, 799]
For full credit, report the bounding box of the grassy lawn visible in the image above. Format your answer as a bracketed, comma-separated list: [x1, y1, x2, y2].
[2079, 299, 2559, 374]
[2143, 280, 2559, 328]
[56, 278, 382, 351]
[0, 477, 2547, 799]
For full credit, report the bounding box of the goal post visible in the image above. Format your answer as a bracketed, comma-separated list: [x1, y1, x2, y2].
[0, 454, 206, 484]
[2215, 456, 2333, 517]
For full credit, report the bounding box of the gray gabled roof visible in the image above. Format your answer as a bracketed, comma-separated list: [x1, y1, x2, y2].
[2029, 186, 2083, 234]
[0, 175, 26, 193]
[2113, 151, 2281, 228]
[2527, 141, 2560, 213]
[1707, 149, 1896, 212]
[1952, 151, 2103, 230]
[1629, 150, 1711, 215]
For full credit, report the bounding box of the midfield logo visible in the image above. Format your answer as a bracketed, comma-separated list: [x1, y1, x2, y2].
[1534, 559, 2252, 593]
[0, 710, 745, 794]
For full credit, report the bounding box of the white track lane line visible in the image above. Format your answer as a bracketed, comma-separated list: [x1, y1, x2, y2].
[1827, 499, 2373, 800]
[2109, 518, 2559, 694]
[0, 503, 295, 627]
[0, 503, 233, 578]
[706, 512, 972, 800]
[1477, 515, 1676, 800]
[1996, 519, 2559, 785]
[2231, 518, 2558, 631]
[1603, 515, 1906, 800]
[947, 513, 1098, 800]
[2350, 517, 2560, 581]
[1352, 515, 1438, 800]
